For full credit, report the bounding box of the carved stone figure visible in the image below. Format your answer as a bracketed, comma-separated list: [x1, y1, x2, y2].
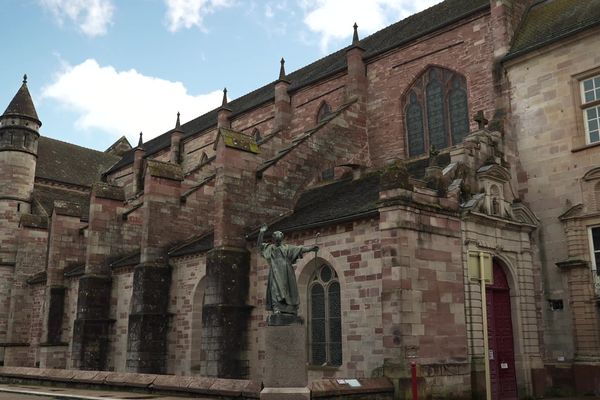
[257, 224, 318, 317]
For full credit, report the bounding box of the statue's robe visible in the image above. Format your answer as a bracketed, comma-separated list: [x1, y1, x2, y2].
[260, 242, 306, 314]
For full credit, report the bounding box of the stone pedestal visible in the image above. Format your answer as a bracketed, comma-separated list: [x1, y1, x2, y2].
[260, 318, 309, 400]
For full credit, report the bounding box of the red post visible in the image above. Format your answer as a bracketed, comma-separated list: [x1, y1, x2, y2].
[411, 361, 418, 400]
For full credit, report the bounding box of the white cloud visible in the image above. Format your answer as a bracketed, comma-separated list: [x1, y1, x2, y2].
[41, 59, 224, 143]
[265, 4, 274, 18]
[39, 0, 114, 37]
[300, 0, 443, 52]
[165, 0, 234, 32]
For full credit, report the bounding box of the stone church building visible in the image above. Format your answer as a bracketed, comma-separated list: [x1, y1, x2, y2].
[0, 0, 599, 398]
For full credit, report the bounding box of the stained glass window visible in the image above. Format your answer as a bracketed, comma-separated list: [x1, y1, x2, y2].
[309, 263, 342, 366]
[403, 67, 469, 155]
[426, 74, 447, 150]
[449, 78, 469, 145]
[406, 92, 425, 156]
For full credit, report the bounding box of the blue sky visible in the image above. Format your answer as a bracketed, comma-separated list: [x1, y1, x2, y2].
[0, 0, 441, 151]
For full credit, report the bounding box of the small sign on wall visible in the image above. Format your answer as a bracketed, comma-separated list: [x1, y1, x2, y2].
[500, 363, 509, 369]
[467, 251, 493, 284]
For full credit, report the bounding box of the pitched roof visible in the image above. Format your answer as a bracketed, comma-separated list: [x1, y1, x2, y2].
[33, 185, 91, 219]
[36, 136, 120, 187]
[265, 173, 381, 235]
[505, 0, 600, 61]
[2, 78, 39, 122]
[169, 233, 214, 258]
[106, 0, 489, 175]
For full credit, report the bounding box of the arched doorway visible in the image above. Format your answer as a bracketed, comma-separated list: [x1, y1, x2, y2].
[486, 259, 518, 400]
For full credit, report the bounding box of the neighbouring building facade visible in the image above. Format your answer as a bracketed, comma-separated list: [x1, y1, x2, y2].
[0, 0, 598, 398]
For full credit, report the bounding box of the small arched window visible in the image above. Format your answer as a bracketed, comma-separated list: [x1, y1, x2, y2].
[317, 101, 332, 123]
[252, 128, 261, 142]
[404, 67, 469, 157]
[308, 263, 342, 366]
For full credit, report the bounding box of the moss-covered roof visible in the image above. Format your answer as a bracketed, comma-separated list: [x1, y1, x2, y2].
[506, 0, 600, 61]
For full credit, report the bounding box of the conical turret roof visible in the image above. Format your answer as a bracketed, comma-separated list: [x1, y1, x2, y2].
[3, 75, 40, 123]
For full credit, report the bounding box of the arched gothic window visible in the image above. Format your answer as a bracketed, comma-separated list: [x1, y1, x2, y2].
[317, 101, 332, 123]
[308, 263, 342, 366]
[404, 67, 469, 157]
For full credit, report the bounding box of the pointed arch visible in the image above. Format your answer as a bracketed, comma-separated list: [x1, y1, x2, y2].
[402, 66, 470, 156]
[317, 101, 332, 123]
[297, 255, 344, 368]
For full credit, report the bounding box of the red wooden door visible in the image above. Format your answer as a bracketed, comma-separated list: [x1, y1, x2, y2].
[486, 261, 518, 400]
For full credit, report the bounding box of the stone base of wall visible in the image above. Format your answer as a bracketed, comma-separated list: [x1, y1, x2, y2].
[201, 247, 252, 379]
[3, 345, 33, 368]
[39, 344, 68, 369]
[71, 274, 112, 371]
[0, 367, 394, 400]
[126, 263, 171, 374]
[543, 362, 600, 397]
[383, 359, 470, 399]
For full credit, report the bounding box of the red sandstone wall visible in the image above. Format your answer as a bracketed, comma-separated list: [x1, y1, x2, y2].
[108, 267, 134, 372]
[366, 12, 495, 166]
[247, 218, 384, 381]
[167, 254, 207, 375]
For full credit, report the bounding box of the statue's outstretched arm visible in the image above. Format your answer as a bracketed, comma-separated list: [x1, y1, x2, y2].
[257, 223, 268, 249]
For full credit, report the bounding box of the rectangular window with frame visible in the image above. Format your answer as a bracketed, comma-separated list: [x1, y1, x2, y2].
[581, 74, 600, 144]
[587, 226, 600, 296]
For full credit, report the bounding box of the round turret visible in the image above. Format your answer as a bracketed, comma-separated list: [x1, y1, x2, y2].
[0, 75, 40, 235]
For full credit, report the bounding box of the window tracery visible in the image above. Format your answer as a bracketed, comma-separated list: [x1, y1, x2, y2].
[308, 263, 342, 366]
[405, 67, 469, 156]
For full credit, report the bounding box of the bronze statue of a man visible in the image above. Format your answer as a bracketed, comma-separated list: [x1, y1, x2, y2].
[257, 224, 318, 315]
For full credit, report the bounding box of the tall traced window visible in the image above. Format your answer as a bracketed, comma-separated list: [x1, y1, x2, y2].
[317, 101, 332, 123]
[309, 263, 342, 366]
[581, 74, 600, 144]
[587, 226, 600, 296]
[404, 67, 469, 157]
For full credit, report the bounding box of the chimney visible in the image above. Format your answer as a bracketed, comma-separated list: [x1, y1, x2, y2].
[218, 88, 232, 129]
[170, 112, 184, 164]
[274, 58, 292, 132]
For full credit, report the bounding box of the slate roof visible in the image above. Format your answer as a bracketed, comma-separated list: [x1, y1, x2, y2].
[106, 0, 489, 175]
[36, 136, 120, 187]
[169, 233, 214, 258]
[110, 252, 140, 268]
[505, 0, 600, 61]
[33, 185, 91, 219]
[405, 153, 451, 180]
[3, 79, 39, 121]
[264, 173, 381, 235]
